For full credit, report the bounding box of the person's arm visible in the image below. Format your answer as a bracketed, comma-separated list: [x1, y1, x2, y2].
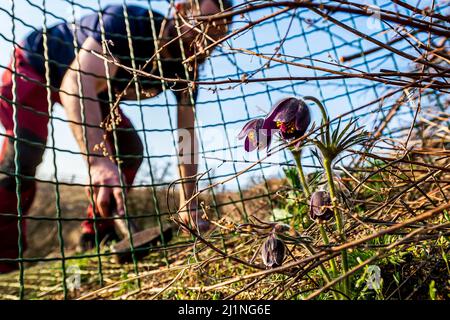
[176, 89, 210, 232]
[176, 89, 198, 212]
[60, 36, 125, 217]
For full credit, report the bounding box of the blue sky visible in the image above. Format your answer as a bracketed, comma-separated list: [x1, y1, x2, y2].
[0, 0, 447, 191]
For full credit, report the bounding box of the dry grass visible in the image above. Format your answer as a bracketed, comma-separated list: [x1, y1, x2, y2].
[1, 150, 449, 300]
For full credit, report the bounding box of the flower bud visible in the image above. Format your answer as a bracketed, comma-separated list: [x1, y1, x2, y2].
[261, 234, 285, 268]
[309, 191, 334, 222]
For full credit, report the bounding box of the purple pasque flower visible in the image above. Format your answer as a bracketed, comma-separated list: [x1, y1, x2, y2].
[238, 118, 269, 152]
[261, 233, 285, 268]
[309, 191, 334, 222]
[262, 97, 311, 149]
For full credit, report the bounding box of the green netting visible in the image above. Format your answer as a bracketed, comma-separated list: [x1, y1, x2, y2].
[0, 0, 448, 299]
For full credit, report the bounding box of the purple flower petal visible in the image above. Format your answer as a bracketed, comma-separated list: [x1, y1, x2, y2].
[265, 97, 298, 123]
[309, 191, 333, 221]
[262, 118, 278, 130]
[238, 118, 263, 140]
[266, 133, 272, 150]
[272, 98, 299, 123]
[255, 126, 276, 151]
[256, 129, 269, 150]
[294, 102, 311, 136]
[259, 130, 273, 151]
[261, 234, 285, 268]
[244, 135, 259, 152]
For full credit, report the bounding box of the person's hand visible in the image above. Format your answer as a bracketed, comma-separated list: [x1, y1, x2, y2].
[87, 159, 125, 218]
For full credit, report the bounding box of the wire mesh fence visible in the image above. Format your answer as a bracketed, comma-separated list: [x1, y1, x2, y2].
[0, 0, 449, 300]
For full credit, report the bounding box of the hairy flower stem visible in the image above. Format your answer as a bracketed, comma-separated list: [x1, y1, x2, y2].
[292, 149, 310, 198]
[292, 149, 341, 299]
[318, 223, 344, 299]
[304, 96, 328, 123]
[302, 96, 345, 298]
[323, 157, 350, 298]
[302, 242, 340, 300]
[319, 223, 339, 274]
[304, 96, 331, 144]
